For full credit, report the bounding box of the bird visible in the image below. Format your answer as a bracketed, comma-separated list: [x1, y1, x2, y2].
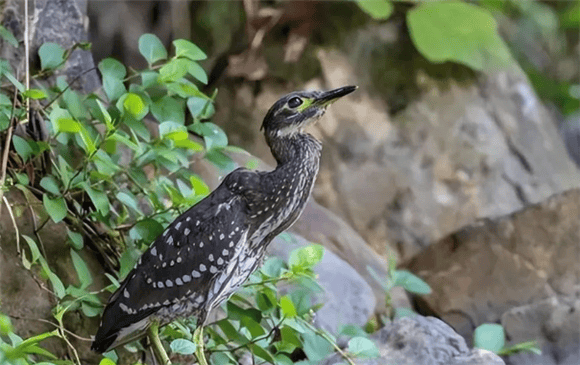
[91, 85, 357, 360]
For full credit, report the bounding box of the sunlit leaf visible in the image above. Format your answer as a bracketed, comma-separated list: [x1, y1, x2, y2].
[159, 121, 188, 141]
[22, 88, 48, 99]
[50, 107, 80, 133]
[173, 39, 207, 61]
[355, 0, 393, 20]
[159, 58, 190, 83]
[288, 244, 324, 270]
[407, 1, 512, 71]
[279, 295, 297, 318]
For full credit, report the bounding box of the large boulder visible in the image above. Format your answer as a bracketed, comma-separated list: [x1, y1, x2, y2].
[405, 189, 580, 365]
[321, 316, 505, 365]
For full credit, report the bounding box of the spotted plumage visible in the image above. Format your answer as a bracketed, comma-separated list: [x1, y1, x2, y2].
[91, 86, 357, 353]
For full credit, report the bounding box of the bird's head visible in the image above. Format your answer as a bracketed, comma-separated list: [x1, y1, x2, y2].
[261, 85, 357, 138]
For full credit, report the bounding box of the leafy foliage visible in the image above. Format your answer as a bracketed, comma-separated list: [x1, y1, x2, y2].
[0, 31, 372, 365]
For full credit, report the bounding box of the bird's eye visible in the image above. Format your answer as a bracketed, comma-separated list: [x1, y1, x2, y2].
[288, 97, 303, 109]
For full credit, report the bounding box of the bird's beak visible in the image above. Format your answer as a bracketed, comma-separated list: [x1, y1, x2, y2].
[314, 85, 357, 106]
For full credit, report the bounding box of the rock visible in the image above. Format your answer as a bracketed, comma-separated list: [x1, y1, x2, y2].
[0, 188, 106, 363]
[267, 232, 376, 335]
[321, 316, 505, 365]
[561, 112, 580, 168]
[502, 297, 580, 365]
[405, 189, 580, 364]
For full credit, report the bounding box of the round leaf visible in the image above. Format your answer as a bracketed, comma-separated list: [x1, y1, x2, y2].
[288, 244, 325, 270]
[139, 33, 168, 65]
[151, 95, 185, 124]
[347, 337, 380, 358]
[474, 323, 505, 353]
[170, 338, 196, 355]
[355, 0, 393, 20]
[407, 1, 513, 71]
[38, 42, 65, 70]
[118, 92, 148, 120]
[159, 58, 191, 83]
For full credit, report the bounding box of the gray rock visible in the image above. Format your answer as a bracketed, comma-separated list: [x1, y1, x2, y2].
[321, 316, 505, 365]
[267, 232, 376, 335]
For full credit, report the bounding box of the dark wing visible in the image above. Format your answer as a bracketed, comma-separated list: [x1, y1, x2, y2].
[92, 168, 261, 353]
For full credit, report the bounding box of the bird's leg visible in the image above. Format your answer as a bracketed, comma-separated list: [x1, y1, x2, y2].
[148, 320, 171, 365]
[194, 325, 208, 365]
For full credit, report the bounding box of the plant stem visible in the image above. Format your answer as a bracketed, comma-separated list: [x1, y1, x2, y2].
[148, 321, 171, 365]
[194, 325, 209, 365]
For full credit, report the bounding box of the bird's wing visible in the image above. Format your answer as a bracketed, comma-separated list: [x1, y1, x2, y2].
[92, 168, 261, 353]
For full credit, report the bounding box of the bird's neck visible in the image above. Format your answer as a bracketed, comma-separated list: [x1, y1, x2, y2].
[267, 132, 322, 169]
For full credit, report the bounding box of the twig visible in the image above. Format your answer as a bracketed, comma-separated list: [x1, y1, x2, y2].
[2, 196, 20, 253]
[7, 314, 92, 342]
[42, 67, 98, 111]
[0, 85, 19, 218]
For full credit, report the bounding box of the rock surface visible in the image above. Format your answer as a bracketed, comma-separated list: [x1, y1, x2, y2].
[321, 316, 505, 365]
[405, 189, 580, 365]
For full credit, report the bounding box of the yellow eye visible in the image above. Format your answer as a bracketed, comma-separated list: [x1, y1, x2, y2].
[288, 97, 303, 109]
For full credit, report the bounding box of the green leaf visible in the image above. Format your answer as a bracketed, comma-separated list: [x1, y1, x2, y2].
[95, 99, 114, 131]
[116, 191, 141, 213]
[40, 176, 61, 195]
[347, 337, 380, 358]
[47, 271, 66, 298]
[355, 0, 393, 20]
[99, 358, 116, 365]
[261, 257, 284, 277]
[173, 39, 207, 61]
[189, 122, 227, 150]
[338, 324, 369, 339]
[50, 107, 80, 133]
[159, 58, 191, 83]
[249, 343, 276, 363]
[174, 138, 204, 152]
[117, 92, 148, 120]
[99, 58, 126, 101]
[170, 338, 196, 355]
[129, 219, 164, 242]
[187, 62, 208, 84]
[473, 323, 505, 353]
[81, 182, 110, 216]
[407, 1, 512, 71]
[141, 70, 159, 88]
[22, 88, 48, 99]
[67, 229, 84, 250]
[393, 270, 431, 295]
[70, 249, 93, 289]
[288, 244, 324, 270]
[0, 25, 19, 47]
[12, 135, 33, 161]
[159, 121, 188, 141]
[139, 33, 168, 65]
[302, 332, 333, 361]
[21, 235, 42, 268]
[0, 313, 13, 335]
[190, 175, 209, 196]
[151, 95, 185, 124]
[99, 58, 126, 79]
[187, 97, 214, 119]
[43, 195, 67, 223]
[78, 124, 97, 154]
[279, 295, 297, 318]
[38, 42, 65, 70]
